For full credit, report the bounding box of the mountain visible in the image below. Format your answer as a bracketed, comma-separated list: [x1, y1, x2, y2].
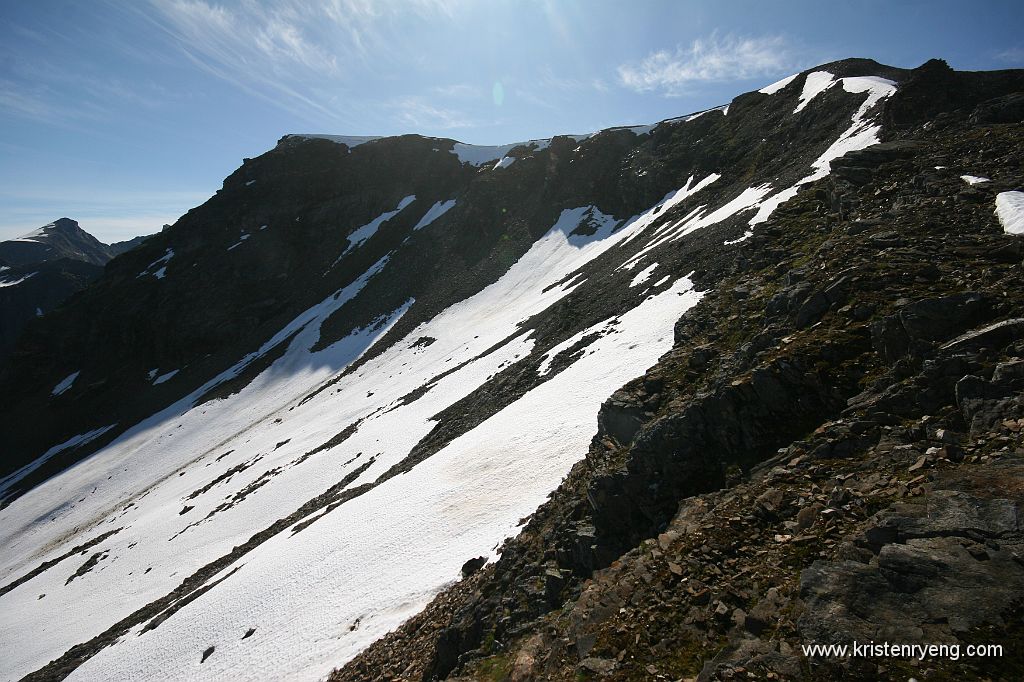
[0, 219, 151, 362]
[0, 218, 115, 267]
[1, 58, 1023, 681]
[106, 235, 151, 258]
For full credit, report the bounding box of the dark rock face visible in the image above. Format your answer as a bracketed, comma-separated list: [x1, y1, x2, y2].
[0, 258, 104, 362]
[460, 557, 487, 578]
[870, 292, 992, 363]
[0, 220, 150, 363]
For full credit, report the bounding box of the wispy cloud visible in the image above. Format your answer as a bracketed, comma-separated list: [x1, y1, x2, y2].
[432, 83, 479, 99]
[0, 79, 108, 126]
[538, 68, 610, 95]
[994, 47, 1024, 65]
[390, 96, 474, 130]
[138, 0, 464, 128]
[617, 33, 793, 96]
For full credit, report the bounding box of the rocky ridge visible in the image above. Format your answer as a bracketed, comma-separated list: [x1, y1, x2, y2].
[331, 66, 1024, 681]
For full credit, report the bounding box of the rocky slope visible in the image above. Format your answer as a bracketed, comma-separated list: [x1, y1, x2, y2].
[0, 258, 104, 363]
[0, 58, 1022, 682]
[332, 64, 1024, 681]
[0, 219, 150, 362]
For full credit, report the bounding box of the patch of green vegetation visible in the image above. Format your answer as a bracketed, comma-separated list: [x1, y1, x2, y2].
[473, 653, 512, 681]
[480, 629, 500, 655]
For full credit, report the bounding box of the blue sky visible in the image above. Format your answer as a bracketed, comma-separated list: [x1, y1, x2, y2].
[1, 0, 1022, 243]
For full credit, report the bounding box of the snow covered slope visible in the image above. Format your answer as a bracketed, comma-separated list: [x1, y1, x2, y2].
[1, 58, 965, 681]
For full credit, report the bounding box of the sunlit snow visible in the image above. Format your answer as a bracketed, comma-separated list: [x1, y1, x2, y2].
[412, 200, 456, 231]
[759, 73, 799, 95]
[492, 156, 516, 170]
[629, 262, 658, 287]
[996, 191, 1024, 235]
[339, 195, 416, 257]
[794, 71, 836, 113]
[0, 197, 704, 682]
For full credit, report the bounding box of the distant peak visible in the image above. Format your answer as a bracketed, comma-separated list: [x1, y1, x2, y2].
[51, 218, 81, 230]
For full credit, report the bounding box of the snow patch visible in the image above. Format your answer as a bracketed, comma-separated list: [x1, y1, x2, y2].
[51, 371, 80, 397]
[759, 73, 799, 95]
[620, 173, 721, 247]
[138, 249, 174, 279]
[629, 262, 658, 288]
[0, 272, 37, 288]
[227, 234, 251, 251]
[623, 183, 771, 268]
[413, 200, 457, 231]
[452, 142, 522, 166]
[536, 317, 617, 376]
[794, 71, 836, 113]
[996, 191, 1024, 235]
[337, 196, 416, 259]
[290, 135, 382, 149]
[0, 425, 117, 505]
[961, 175, 991, 185]
[685, 104, 729, 121]
[725, 75, 896, 236]
[748, 186, 801, 226]
[492, 156, 516, 170]
[625, 123, 656, 135]
[152, 370, 179, 386]
[804, 76, 897, 183]
[451, 136, 588, 166]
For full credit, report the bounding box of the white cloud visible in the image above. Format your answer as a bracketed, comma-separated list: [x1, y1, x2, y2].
[618, 33, 793, 96]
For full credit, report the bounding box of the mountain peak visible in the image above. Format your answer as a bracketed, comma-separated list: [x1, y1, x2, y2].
[50, 217, 81, 230]
[2, 218, 110, 267]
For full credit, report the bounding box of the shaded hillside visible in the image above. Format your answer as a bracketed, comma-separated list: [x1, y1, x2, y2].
[0, 219, 151, 362]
